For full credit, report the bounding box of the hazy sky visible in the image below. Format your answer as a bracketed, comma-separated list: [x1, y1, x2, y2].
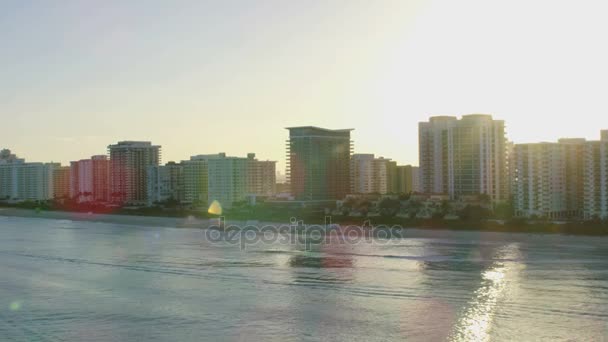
[2, 0, 608, 171]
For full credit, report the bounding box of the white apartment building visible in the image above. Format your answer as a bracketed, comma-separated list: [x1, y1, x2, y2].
[181, 153, 226, 206]
[207, 155, 248, 209]
[0, 149, 24, 200]
[0, 150, 64, 202]
[0, 162, 54, 201]
[419, 114, 508, 202]
[145, 153, 276, 208]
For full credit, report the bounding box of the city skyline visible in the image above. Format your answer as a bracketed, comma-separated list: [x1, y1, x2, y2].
[3, 1, 608, 170]
[3, 116, 608, 168]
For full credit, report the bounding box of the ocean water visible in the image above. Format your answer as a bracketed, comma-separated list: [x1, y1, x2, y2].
[0, 215, 606, 341]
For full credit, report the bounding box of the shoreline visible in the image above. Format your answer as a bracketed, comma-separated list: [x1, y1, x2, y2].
[0, 207, 204, 228]
[0, 208, 240, 229]
[0, 207, 607, 237]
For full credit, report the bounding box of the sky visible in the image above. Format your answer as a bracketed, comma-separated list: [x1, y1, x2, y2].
[2, 0, 608, 172]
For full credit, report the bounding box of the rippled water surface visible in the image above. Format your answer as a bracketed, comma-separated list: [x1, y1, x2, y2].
[0, 216, 607, 341]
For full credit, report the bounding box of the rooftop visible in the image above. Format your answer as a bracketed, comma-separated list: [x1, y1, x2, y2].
[285, 126, 354, 133]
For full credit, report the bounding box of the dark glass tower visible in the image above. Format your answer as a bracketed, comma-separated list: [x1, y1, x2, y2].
[286, 127, 353, 201]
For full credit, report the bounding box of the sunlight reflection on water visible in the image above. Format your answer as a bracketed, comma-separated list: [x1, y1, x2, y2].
[450, 243, 523, 342]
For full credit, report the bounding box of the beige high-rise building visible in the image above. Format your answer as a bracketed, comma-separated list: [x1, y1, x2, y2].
[583, 130, 608, 220]
[52, 165, 71, 199]
[246, 153, 276, 197]
[512, 139, 586, 219]
[386, 160, 399, 194]
[395, 165, 419, 194]
[513, 131, 608, 220]
[411, 166, 421, 193]
[513, 143, 570, 219]
[351, 154, 389, 194]
[419, 114, 508, 202]
[108, 141, 160, 205]
[351, 154, 375, 194]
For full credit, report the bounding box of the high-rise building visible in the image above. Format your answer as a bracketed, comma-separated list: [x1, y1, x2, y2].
[395, 165, 419, 194]
[583, 131, 608, 220]
[560, 139, 586, 216]
[0, 149, 24, 164]
[52, 165, 71, 199]
[385, 160, 399, 194]
[108, 141, 160, 205]
[512, 143, 569, 219]
[512, 131, 608, 220]
[287, 126, 353, 201]
[207, 155, 248, 209]
[182, 153, 226, 206]
[0, 149, 24, 200]
[0, 165, 11, 200]
[512, 139, 586, 219]
[350, 154, 390, 194]
[246, 153, 276, 197]
[419, 114, 507, 202]
[351, 154, 375, 194]
[4, 163, 54, 201]
[411, 166, 421, 193]
[419, 116, 455, 195]
[70, 155, 110, 203]
[146, 162, 184, 206]
[0, 150, 55, 201]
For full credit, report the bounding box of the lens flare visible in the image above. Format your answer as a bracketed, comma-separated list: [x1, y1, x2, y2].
[10, 301, 21, 311]
[208, 200, 222, 215]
